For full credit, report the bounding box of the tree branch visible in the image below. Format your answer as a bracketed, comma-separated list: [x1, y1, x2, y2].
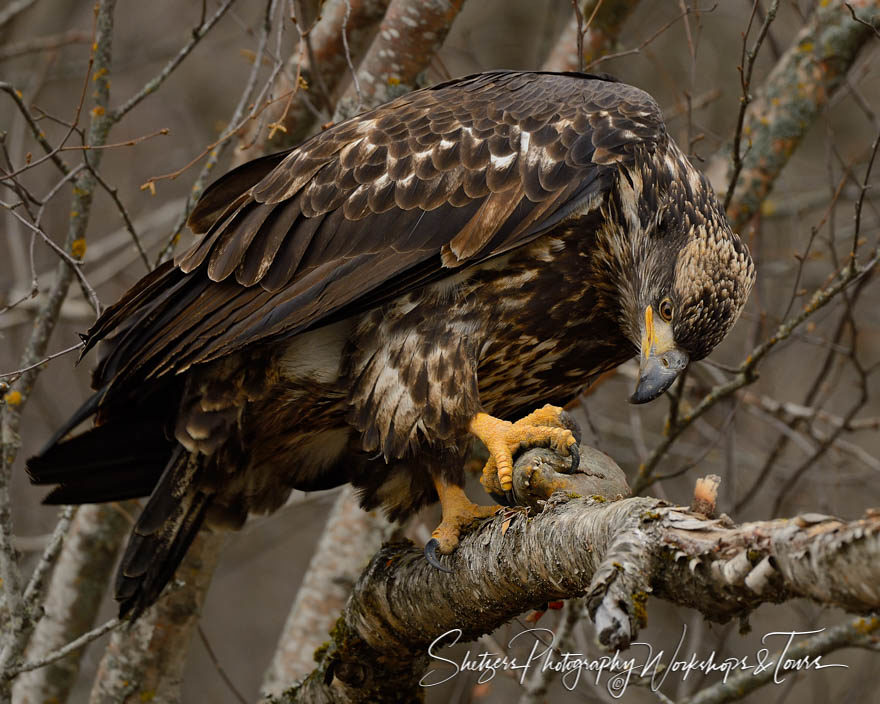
[11, 503, 136, 704]
[261, 487, 393, 698]
[267, 0, 391, 150]
[88, 531, 225, 704]
[679, 616, 880, 704]
[723, 0, 878, 229]
[276, 443, 880, 703]
[542, 0, 641, 72]
[332, 0, 466, 122]
[0, 3, 117, 697]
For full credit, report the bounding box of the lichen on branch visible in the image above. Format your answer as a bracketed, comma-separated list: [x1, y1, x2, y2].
[276, 444, 880, 703]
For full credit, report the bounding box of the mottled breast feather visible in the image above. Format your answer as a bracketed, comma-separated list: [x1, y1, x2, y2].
[84, 71, 668, 389]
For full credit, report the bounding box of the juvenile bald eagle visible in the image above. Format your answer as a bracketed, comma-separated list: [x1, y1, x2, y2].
[29, 71, 754, 616]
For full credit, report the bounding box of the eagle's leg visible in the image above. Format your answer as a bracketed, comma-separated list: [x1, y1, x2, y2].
[424, 479, 499, 571]
[471, 404, 579, 495]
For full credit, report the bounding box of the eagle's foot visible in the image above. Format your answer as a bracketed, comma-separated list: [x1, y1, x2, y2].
[425, 481, 499, 571]
[471, 405, 578, 494]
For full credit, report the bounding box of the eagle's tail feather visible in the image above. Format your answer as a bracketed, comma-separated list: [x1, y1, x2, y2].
[115, 446, 211, 618]
[27, 419, 174, 505]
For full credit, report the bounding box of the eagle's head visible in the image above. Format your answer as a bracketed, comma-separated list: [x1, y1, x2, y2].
[626, 171, 756, 404]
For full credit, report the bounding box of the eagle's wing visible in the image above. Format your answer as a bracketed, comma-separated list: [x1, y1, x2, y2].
[87, 71, 665, 388]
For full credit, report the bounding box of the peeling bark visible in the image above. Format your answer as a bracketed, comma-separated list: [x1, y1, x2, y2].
[277, 445, 880, 703]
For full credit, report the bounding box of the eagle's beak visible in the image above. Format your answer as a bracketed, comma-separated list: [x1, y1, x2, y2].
[629, 305, 689, 404]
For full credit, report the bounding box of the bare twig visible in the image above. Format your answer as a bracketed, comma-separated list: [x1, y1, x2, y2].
[198, 626, 249, 704]
[724, 0, 779, 211]
[583, 4, 703, 71]
[723, 0, 878, 229]
[0, 342, 84, 382]
[680, 616, 880, 704]
[0, 4, 116, 696]
[154, 0, 281, 264]
[0, 82, 71, 177]
[332, 0, 466, 122]
[109, 0, 238, 123]
[845, 1, 880, 38]
[2, 619, 121, 680]
[543, 0, 641, 72]
[1, 203, 101, 313]
[340, 0, 363, 110]
[84, 163, 150, 271]
[0, 30, 90, 62]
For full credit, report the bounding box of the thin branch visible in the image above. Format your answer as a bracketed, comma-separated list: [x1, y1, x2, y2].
[0, 4, 98, 183]
[0, 82, 71, 177]
[109, 0, 238, 123]
[2, 620, 121, 680]
[724, 0, 879, 229]
[680, 616, 880, 704]
[84, 162, 150, 271]
[197, 626, 249, 704]
[543, 0, 641, 72]
[583, 5, 703, 71]
[572, 0, 585, 72]
[340, 0, 362, 111]
[0, 30, 90, 62]
[154, 0, 280, 264]
[0, 343, 84, 382]
[1, 203, 101, 313]
[845, 1, 880, 39]
[21, 507, 75, 618]
[0, 3, 116, 694]
[724, 0, 779, 211]
[332, 0, 467, 122]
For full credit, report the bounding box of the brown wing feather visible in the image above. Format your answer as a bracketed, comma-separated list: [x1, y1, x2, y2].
[87, 71, 667, 390]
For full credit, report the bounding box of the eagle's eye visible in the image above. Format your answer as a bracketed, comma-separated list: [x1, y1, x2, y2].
[658, 298, 674, 322]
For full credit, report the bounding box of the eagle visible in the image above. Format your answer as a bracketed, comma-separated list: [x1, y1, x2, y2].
[28, 71, 755, 617]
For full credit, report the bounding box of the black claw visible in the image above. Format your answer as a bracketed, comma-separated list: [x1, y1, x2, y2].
[424, 538, 453, 573]
[504, 489, 516, 506]
[568, 443, 580, 473]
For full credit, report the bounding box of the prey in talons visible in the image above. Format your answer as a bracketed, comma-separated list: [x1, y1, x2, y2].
[425, 404, 579, 572]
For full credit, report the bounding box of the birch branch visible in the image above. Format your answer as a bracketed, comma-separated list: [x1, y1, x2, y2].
[260, 487, 393, 698]
[263, 0, 391, 151]
[332, 0, 467, 122]
[87, 532, 226, 704]
[11, 503, 136, 704]
[0, 3, 117, 698]
[542, 0, 642, 72]
[278, 445, 880, 703]
[722, 0, 879, 229]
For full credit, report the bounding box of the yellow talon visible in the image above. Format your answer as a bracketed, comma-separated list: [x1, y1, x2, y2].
[470, 405, 577, 493]
[430, 479, 499, 554]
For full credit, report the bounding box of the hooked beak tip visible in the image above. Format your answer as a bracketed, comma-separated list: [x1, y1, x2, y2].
[629, 347, 689, 404]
